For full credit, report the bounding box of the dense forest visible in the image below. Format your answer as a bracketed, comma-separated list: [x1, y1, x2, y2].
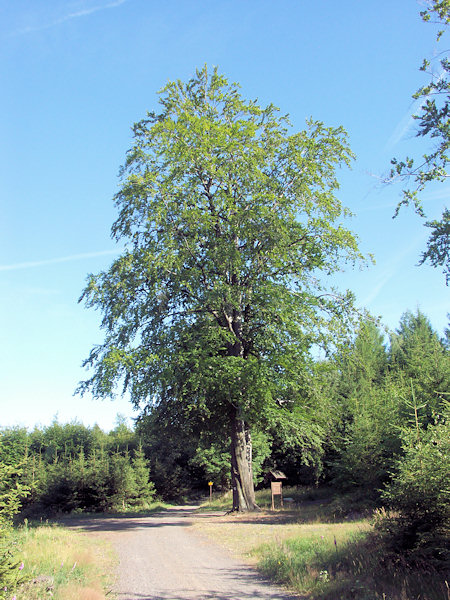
[1, 309, 448, 571]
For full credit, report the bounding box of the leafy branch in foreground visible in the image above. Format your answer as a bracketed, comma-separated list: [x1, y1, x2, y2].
[389, 1, 450, 282]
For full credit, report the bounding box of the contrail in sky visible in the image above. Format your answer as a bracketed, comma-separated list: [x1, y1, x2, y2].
[0, 250, 121, 272]
[362, 231, 428, 306]
[385, 68, 446, 151]
[384, 97, 424, 152]
[12, 0, 130, 36]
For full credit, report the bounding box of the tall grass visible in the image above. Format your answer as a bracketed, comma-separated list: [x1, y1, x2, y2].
[256, 520, 447, 600]
[10, 521, 115, 600]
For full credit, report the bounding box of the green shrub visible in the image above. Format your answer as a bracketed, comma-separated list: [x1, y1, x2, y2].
[0, 461, 29, 599]
[381, 406, 450, 567]
[0, 529, 27, 600]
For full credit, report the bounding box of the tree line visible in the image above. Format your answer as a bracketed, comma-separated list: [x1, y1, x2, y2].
[0, 418, 155, 515]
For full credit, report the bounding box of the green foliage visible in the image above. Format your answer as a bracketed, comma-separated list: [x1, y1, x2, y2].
[190, 429, 271, 488]
[419, 208, 450, 276]
[0, 452, 29, 599]
[331, 381, 402, 494]
[109, 452, 136, 509]
[131, 445, 155, 505]
[390, 1, 450, 280]
[28, 419, 95, 463]
[324, 318, 398, 493]
[137, 407, 269, 496]
[190, 440, 230, 490]
[34, 445, 155, 514]
[323, 310, 449, 565]
[0, 420, 156, 515]
[78, 66, 363, 509]
[334, 319, 388, 398]
[136, 406, 203, 500]
[108, 415, 137, 454]
[389, 309, 449, 430]
[0, 428, 28, 467]
[0, 533, 26, 600]
[381, 403, 450, 566]
[327, 311, 449, 511]
[250, 430, 272, 485]
[267, 406, 327, 486]
[0, 461, 29, 527]
[38, 462, 78, 514]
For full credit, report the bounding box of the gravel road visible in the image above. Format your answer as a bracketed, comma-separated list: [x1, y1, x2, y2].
[64, 506, 297, 600]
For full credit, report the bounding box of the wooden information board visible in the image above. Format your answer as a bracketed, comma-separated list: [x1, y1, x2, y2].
[271, 481, 283, 510]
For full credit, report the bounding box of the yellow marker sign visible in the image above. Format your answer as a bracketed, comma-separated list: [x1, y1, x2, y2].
[208, 481, 213, 486]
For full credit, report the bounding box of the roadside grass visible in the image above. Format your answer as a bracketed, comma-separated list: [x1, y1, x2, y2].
[4, 500, 172, 600]
[257, 530, 447, 600]
[195, 487, 448, 600]
[10, 521, 115, 600]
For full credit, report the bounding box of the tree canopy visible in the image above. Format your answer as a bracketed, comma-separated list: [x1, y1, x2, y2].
[78, 66, 363, 510]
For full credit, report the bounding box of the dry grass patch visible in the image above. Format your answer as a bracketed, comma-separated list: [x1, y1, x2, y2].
[57, 583, 106, 600]
[13, 523, 116, 600]
[193, 508, 368, 563]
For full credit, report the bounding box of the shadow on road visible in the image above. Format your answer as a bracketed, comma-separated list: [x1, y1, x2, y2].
[115, 564, 298, 600]
[56, 505, 227, 533]
[58, 506, 299, 600]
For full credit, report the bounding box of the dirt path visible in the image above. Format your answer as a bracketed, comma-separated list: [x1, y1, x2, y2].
[63, 505, 297, 600]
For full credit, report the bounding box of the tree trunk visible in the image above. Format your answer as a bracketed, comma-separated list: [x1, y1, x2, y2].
[230, 408, 260, 511]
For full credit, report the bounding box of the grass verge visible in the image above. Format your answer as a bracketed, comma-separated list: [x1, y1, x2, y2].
[257, 530, 447, 600]
[9, 521, 116, 600]
[195, 487, 448, 600]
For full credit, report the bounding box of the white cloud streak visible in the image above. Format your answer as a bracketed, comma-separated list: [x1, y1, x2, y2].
[384, 97, 424, 152]
[385, 68, 446, 152]
[12, 0, 130, 36]
[0, 250, 121, 272]
[361, 232, 428, 306]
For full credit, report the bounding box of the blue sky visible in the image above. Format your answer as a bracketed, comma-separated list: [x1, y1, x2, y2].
[1, 0, 448, 431]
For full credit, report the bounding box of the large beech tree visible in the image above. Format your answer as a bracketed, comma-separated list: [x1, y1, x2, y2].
[78, 67, 362, 511]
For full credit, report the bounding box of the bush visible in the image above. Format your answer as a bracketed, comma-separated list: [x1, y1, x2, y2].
[0, 461, 29, 599]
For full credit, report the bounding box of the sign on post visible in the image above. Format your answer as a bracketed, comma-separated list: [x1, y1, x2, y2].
[208, 481, 213, 503]
[271, 481, 283, 510]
